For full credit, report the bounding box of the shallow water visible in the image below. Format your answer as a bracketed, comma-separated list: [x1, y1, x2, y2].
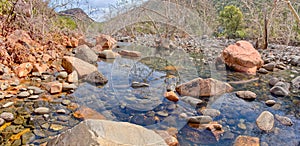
[72, 44, 300, 146]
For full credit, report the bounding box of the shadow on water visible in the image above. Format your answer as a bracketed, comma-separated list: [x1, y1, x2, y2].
[71, 44, 300, 146]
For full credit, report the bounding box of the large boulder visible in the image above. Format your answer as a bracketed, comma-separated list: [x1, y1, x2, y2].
[15, 62, 33, 78]
[291, 76, 300, 89]
[221, 41, 264, 74]
[47, 119, 167, 146]
[96, 34, 117, 50]
[74, 45, 98, 64]
[62, 56, 97, 78]
[175, 78, 233, 97]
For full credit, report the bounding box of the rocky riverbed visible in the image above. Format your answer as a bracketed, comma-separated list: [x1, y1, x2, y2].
[0, 31, 299, 145]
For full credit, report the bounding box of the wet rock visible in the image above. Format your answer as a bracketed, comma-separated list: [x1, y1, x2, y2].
[181, 96, 205, 108]
[0, 112, 14, 121]
[2, 102, 14, 108]
[118, 50, 142, 57]
[236, 91, 257, 100]
[256, 111, 274, 131]
[56, 109, 67, 114]
[27, 86, 44, 95]
[179, 124, 220, 144]
[221, 41, 263, 74]
[17, 91, 30, 98]
[67, 71, 78, 83]
[164, 91, 179, 102]
[270, 86, 289, 96]
[157, 111, 169, 117]
[99, 50, 118, 59]
[62, 100, 71, 106]
[74, 45, 98, 64]
[131, 82, 149, 88]
[269, 77, 279, 86]
[263, 62, 276, 71]
[13, 116, 25, 125]
[155, 130, 178, 146]
[96, 34, 117, 50]
[28, 95, 39, 100]
[199, 109, 221, 118]
[233, 135, 259, 146]
[257, 68, 268, 74]
[176, 78, 233, 97]
[50, 124, 64, 131]
[15, 62, 33, 78]
[73, 106, 105, 120]
[82, 71, 108, 85]
[274, 82, 290, 90]
[34, 107, 50, 114]
[291, 76, 300, 89]
[47, 119, 167, 146]
[62, 56, 98, 78]
[22, 131, 35, 145]
[188, 116, 213, 124]
[265, 100, 276, 106]
[275, 114, 293, 126]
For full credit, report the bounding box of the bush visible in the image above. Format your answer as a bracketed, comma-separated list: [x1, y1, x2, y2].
[218, 5, 244, 38]
[0, 0, 14, 15]
[55, 16, 77, 30]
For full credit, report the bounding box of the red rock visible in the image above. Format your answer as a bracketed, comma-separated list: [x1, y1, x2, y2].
[164, 91, 179, 102]
[70, 37, 79, 48]
[96, 34, 117, 50]
[221, 41, 263, 74]
[233, 135, 260, 146]
[33, 63, 48, 74]
[155, 130, 179, 146]
[176, 78, 233, 97]
[45, 81, 63, 94]
[15, 63, 33, 78]
[118, 50, 141, 57]
[73, 106, 106, 120]
[42, 54, 52, 63]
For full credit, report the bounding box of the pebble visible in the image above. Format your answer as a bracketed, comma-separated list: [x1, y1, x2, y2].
[2, 102, 14, 108]
[0, 112, 15, 121]
[200, 109, 221, 118]
[17, 91, 31, 98]
[157, 111, 169, 117]
[28, 86, 44, 95]
[34, 107, 50, 114]
[56, 109, 67, 114]
[256, 111, 274, 131]
[28, 95, 39, 100]
[50, 124, 64, 131]
[265, 100, 276, 106]
[187, 116, 213, 124]
[275, 114, 293, 126]
[236, 91, 257, 100]
[62, 100, 71, 106]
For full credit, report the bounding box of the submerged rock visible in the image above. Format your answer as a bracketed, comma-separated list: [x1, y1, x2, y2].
[47, 119, 167, 146]
[176, 78, 233, 97]
[256, 111, 274, 131]
[236, 91, 257, 100]
[233, 135, 259, 146]
[275, 114, 293, 126]
[82, 71, 108, 85]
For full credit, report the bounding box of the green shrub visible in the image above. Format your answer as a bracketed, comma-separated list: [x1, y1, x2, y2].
[0, 0, 13, 15]
[218, 5, 245, 38]
[55, 16, 77, 30]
